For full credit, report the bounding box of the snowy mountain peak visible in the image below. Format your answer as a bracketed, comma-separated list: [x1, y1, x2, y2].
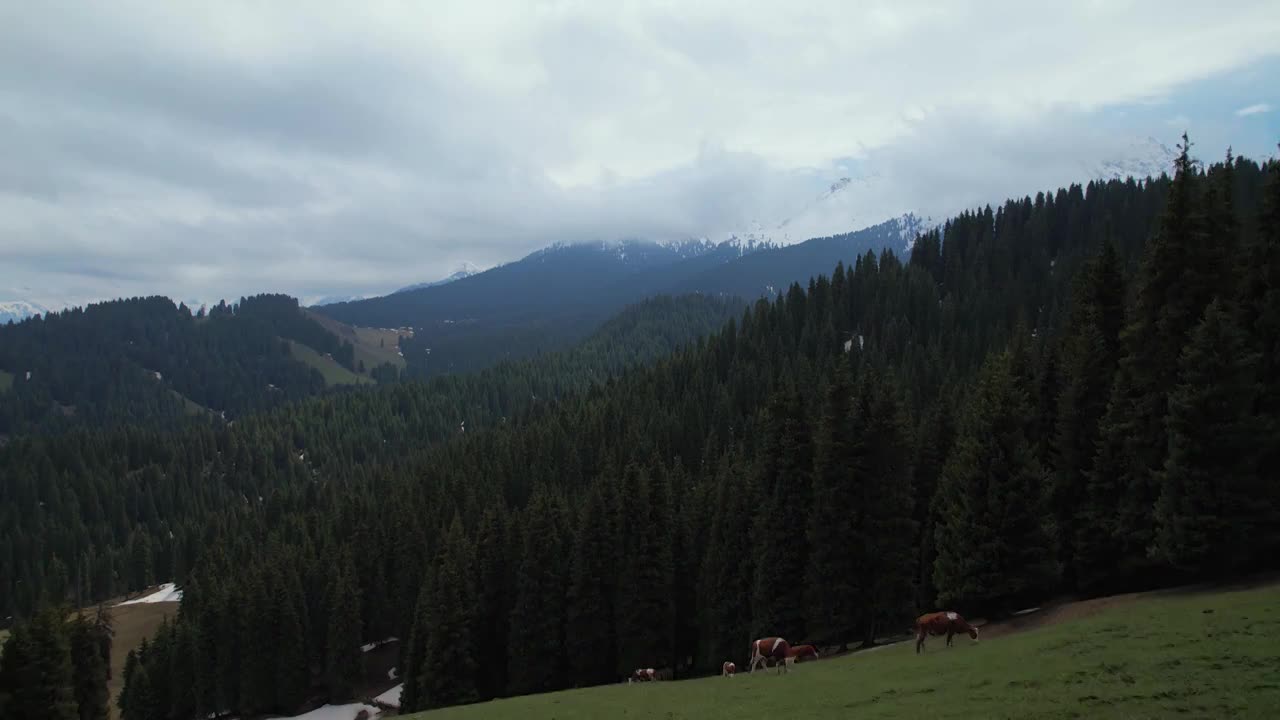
[1092, 136, 1179, 183]
[394, 262, 485, 294]
[0, 301, 50, 325]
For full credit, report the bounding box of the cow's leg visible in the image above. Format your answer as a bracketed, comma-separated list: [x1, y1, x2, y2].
[916, 629, 925, 654]
[946, 630, 954, 647]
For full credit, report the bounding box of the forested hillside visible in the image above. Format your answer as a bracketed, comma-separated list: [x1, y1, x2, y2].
[4, 141, 1277, 720]
[0, 294, 742, 619]
[318, 218, 916, 378]
[0, 294, 371, 435]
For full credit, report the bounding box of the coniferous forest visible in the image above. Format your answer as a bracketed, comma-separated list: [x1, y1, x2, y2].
[2, 139, 1279, 718]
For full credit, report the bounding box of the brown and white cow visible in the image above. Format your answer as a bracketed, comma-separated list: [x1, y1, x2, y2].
[784, 644, 819, 667]
[748, 637, 792, 673]
[628, 667, 657, 683]
[914, 611, 979, 654]
[721, 661, 736, 677]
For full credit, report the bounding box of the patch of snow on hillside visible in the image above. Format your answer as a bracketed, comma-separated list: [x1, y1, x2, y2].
[116, 582, 183, 605]
[374, 684, 402, 708]
[360, 637, 399, 653]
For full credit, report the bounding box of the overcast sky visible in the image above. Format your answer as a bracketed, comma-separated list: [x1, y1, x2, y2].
[2, 1, 1278, 309]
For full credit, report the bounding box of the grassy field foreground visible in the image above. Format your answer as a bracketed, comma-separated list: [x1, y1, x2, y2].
[408, 582, 1280, 719]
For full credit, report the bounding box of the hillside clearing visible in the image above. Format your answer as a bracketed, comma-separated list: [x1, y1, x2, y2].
[405, 581, 1280, 719]
[79, 592, 181, 720]
[0, 369, 13, 392]
[286, 339, 374, 386]
[304, 309, 409, 371]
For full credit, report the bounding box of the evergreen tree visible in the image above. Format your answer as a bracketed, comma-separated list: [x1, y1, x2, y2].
[933, 350, 1058, 613]
[566, 480, 618, 686]
[325, 549, 364, 702]
[399, 568, 435, 714]
[615, 462, 676, 676]
[67, 613, 110, 720]
[699, 450, 757, 667]
[0, 607, 77, 720]
[418, 517, 479, 708]
[1152, 300, 1268, 572]
[507, 488, 568, 695]
[804, 362, 865, 648]
[472, 506, 512, 699]
[1053, 239, 1124, 585]
[751, 390, 812, 641]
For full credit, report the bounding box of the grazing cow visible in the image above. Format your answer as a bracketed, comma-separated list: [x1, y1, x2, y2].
[628, 668, 656, 683]
[914, 611, 979, 654]
[785, 644, 819, 667]
[748, 637, 792, 674]
[721, 661, 736, 677]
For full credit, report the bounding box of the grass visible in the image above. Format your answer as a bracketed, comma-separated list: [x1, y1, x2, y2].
[303, 309, 408, 372]
[0, 369, 13, 393]
[286, 339, 374, 387]
[406, 582, 1280, 720]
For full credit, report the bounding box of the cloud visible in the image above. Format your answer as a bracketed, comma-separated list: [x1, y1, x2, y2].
[1, 0, 1279, 308]
[1235, 102, 1272, 116]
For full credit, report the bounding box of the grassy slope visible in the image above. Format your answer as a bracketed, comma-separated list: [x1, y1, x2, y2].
[408, 582, 1280, 720]
[0, 369, 12, 392]
[303, 309, 408, 372]
[100, 601, 180, 720]
[286, 339, 374, 387]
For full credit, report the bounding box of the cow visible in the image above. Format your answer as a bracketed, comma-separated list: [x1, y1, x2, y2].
[785, 644, 819, 667]
[914, 611, 979, 654]
[748, 637, 792, 674]
[721, 661, 737, 677]
[628, 668, 656, 683]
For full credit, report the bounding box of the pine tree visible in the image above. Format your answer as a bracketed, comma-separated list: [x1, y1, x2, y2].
[273, 563, 310, 713]
[614, 462, 676, 677]
[506, 488, 568, 695]
[858, 374, 917, 644]
[416, 517, 479, 708]
[0, 607, 78, 720]
[472, 506, 512, 699]
[933, 350, 1058, 613]
[399, 567, 435, 713]
[804, 362, 865, 648]
[751, 389, 812, 641]
[1053, 239, 1124, 585]
[566, 480, 618, 686]
[325, 549, 364, 702]
[68, 613, 110, 720]
[1151, 299, 1267, 572]
[699, 450, 757, 667]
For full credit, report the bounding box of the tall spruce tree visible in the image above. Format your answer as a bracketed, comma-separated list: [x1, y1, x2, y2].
[419, 516, 479, 708]
[506, 487, 568, 695]
[0, 606, 77, 720]
[68, 612, 111, 720]
[933, 350, 1058, 613]
[751, 389, 813, 641]
[614, 462, 676, 676]
[1053, 239, 1124, 586]
[804, 361, 866, 648]
[325, 549, 364, 702]
[566, 479, 618, 686]
[699, 449, 758, 666]
[472, 505, 513, 699]
[858, 373, 917, 644]
[1152, 299, 1266, 572]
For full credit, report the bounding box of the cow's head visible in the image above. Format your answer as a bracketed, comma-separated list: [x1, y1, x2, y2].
[969, 626, 979, 641]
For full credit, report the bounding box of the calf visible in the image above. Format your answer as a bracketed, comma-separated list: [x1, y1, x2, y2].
[785, 644, 819, 667]
[721, 661, 736, 677]
[748, 637, 792, 674]
[914, 611, 979, 654]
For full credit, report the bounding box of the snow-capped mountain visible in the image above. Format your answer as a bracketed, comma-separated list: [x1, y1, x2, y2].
[0, 301, 50, 325]
[306, 294, 369, 308]
[395, 262, 484, 294]
[1090, 136, 1179, 183]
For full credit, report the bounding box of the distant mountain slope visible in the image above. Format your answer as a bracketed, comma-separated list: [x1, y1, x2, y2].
[0, 294, 373, 435]
[0, 301, 50, 325]
[317, 216, 918, 377]
[395, 262, 484, 294]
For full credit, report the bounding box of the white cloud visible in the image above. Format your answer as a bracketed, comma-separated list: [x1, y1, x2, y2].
[1235, 102, 1272, 116]
[1, 0, 1279, 308]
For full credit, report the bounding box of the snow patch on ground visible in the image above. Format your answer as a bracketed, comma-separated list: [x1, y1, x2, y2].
[116, 582, 183, 605]
[374, 684, 402, 708]
[360, 636, 398, 653]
